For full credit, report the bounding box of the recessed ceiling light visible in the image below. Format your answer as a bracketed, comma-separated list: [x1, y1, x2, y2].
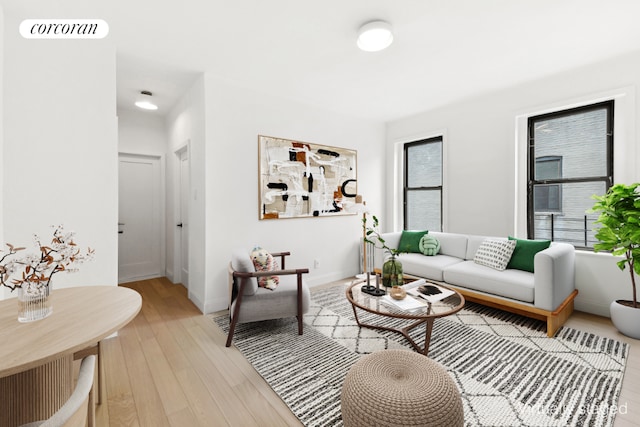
[357, 21, 393, 52]
[134, 90, 158, 111]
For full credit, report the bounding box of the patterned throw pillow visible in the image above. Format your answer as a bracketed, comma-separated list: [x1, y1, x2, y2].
[250, 246, 279, 290]
[473, 238, 517, 271]
[419, 234, 440, 256]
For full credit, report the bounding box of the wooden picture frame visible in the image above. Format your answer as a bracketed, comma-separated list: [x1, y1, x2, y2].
[258, 135, 358, 219]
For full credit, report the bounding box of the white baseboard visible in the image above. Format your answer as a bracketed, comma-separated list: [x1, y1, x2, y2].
[188, 290, 206, 313]
[306, 271, 348, 288]
[118, 273, 162, 284]
[575, 298, 611, 318]
[204, 295, 228, 314]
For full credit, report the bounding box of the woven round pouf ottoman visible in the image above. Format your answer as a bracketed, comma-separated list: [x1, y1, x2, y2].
[340, 349, 463, 427]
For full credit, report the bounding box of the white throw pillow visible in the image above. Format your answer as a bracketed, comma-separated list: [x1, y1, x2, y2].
[473, 238, 517, 271]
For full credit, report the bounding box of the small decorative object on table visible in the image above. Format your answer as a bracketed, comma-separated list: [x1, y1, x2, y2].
[389, 286, 406, 300]
[363, 214, 405, 293]
[0, 225, 94, 322]
[382, 254, 403, 288]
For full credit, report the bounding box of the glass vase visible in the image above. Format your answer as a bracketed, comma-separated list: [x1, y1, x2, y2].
[17, 285, 52, 322]
[382, 255, 403, 287]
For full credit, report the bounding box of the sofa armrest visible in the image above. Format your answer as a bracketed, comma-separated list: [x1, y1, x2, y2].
[533, 243, 575, 311]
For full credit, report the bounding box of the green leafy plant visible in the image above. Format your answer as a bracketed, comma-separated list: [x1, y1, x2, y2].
[590, 183, 640, 308]
[363, 215, 403, 257]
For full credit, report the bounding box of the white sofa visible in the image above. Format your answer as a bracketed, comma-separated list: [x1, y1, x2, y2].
[372, 231, 577, 336]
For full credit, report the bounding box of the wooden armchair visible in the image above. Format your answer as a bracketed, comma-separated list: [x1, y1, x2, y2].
[226, 249, 310, 347]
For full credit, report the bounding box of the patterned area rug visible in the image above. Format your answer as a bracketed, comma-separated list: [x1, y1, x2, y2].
[211, 283, 628, 427]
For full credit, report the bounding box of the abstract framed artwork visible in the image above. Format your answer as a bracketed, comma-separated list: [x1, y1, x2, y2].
[258, 135, 358, 219]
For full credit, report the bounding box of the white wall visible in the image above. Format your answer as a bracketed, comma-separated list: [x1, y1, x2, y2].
[387, 50, 640, 317]
[179, 75, 385, 313]
[165, 75, 207, 308]
[118, 109, 167, 156]
[0, 6, 4, 299]
[2, 8, 118, 296]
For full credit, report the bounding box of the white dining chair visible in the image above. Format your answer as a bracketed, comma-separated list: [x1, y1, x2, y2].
[19, 355, 96, 427]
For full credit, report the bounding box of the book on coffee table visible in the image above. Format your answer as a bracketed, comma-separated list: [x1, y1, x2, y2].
[381, 294, 428, 311]
[404, 279, 455, 303]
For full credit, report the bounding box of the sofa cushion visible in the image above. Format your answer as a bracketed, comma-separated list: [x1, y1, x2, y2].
[231, 249, 258, 296]
[473, 238, 516, 271]
[428, 232, 468, 259]
[398, 230, 428, 253]
[465, 235, 488, 260]
[397, 253, 464, 282]
[444, 260, 534, 303]
[507, 237, 551, 273]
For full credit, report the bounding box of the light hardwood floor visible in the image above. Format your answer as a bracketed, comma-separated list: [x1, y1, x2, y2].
[95, 277, 639, 426]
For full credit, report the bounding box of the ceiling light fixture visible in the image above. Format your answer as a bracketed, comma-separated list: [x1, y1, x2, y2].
[134, 90, 158, 111]
[357, 20, 393, 52]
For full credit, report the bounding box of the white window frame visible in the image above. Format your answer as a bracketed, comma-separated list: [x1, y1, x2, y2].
[391, 130, 448, 232]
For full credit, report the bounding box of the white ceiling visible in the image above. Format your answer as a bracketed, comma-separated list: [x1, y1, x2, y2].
[6, 0, 640, 122]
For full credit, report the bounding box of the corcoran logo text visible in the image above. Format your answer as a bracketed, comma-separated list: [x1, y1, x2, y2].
[20, 19, 109, 39]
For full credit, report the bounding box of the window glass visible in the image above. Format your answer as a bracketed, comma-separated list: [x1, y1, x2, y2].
[407, 142, 442, 187]
[404, 138, 442, 231]
[533, 109, 609, 179]
[527, 101, 613, 250]
[406, 189, 441, 231]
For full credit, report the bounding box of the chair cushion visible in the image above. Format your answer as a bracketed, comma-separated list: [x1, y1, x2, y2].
[230, 273, 310, 323]
[231, 249, 258, 296]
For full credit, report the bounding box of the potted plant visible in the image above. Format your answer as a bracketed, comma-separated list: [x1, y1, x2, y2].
[590, 183, 640, 339]
[0, 225, 93, 322]
[363, 215, 405, 288]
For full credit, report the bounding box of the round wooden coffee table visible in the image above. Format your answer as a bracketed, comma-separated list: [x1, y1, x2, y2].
[346, 279, 464, 356]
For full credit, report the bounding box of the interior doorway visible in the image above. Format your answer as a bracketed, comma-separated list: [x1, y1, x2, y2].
[118, 153, 164, 283]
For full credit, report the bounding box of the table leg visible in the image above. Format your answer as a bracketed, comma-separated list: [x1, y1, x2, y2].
[0, 354, 74, 426]
[422, 318, 435, 356]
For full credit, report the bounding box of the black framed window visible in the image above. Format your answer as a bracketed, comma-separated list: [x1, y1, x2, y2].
[534, 156, 562, 212]
[527, 101, 614, 249]
[404, 137, 442, 231]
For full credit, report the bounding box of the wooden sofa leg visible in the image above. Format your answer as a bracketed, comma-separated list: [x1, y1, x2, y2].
[546, 293, 576, 337]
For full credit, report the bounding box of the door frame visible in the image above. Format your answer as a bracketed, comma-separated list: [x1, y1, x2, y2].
[117, 152, 166, 283]
[173, 142, 190, 288]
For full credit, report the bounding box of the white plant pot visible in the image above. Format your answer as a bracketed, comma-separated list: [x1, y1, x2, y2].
[610, 300, 640, 339]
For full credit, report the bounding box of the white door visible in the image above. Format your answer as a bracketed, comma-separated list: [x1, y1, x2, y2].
[178, 149, 189, 287]
[118, 154, 163, 283]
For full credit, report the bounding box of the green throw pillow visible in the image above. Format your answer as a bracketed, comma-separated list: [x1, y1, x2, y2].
[419, 234, 440, 256]
[507, 236, 551, 273]
[398, 230, 428, 253]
